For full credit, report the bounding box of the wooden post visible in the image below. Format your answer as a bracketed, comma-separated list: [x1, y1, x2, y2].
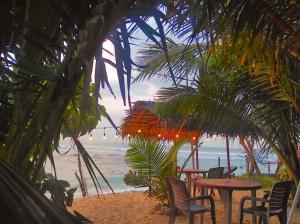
[226, 135, 231, 179]
[245, 155, 249, 174]
[191, 144, 195, 169]
[268, 162, 271, 174]
[218, 157, 221, 167]
[196, 141, 199, 169]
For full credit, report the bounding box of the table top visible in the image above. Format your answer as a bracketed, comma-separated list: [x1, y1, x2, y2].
[196, 178, 261, 190]
[177, 168, 209, 174]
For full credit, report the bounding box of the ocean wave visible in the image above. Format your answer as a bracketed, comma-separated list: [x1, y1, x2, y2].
[178, 151, 244, 156]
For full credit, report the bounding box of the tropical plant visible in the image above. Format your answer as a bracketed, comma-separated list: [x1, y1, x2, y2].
[0, 0, 299, 220]
[0, 0, 170, 194]
[124, 137, 185, 205]
[239, 174, 277, 191]
[0, 159, 82, 224]
[37, 173, 77, 208]
[135, 37, 299, 183]
[0, 0, 298, 186]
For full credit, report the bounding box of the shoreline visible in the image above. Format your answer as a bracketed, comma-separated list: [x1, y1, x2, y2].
[74, 186, 147, 198]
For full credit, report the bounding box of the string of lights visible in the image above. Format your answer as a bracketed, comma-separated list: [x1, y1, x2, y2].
[88, 126, 120, 141]
[87, 126, 220, 142]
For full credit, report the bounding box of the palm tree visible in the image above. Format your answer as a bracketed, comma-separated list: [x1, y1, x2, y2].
[1, 0, 298, 182]
[135, 39, 299, 182]
[0, 0, 299, 219]
[0, 0, 165, 184]
[0, 0, 167, 214]
[124, 137, 185, 205]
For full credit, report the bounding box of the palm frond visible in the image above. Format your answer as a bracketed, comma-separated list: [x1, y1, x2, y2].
[125, 137, 185, 204]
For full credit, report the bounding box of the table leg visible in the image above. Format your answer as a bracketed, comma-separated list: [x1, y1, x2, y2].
[200, 186, 205, 224]
[187, 174, 191, 195]
[251, 190, 257, 224]
[224, 190, 232, 224]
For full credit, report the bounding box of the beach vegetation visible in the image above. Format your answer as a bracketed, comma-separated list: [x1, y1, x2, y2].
[0, 0, 299, 220]
[124, 137, 185, 205]
[0, 0, 169, 201]
[238, 174, 277, 191]
[135, 33, 300, 184]
[37, 173, 77, 208]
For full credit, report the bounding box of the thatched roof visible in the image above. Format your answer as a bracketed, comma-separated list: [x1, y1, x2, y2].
[120, 101, 201, 142]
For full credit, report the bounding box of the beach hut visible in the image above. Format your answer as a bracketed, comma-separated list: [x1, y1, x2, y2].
[120, 101, 202, 169]
[121, 101, 236, 178]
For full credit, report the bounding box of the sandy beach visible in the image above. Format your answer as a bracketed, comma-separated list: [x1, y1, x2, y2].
[70, 190, 286, 224]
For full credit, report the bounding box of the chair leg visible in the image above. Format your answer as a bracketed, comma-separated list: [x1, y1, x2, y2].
[277, 211, 287, 224]
[211, 209, 216, 224]
[169, 208, 176, 224]
[262, 215, 268, 224]
[239, 210, 243, 224]
[189, 213, 195, 224]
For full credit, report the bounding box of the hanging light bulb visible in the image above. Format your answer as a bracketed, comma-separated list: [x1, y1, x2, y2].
[158, 134, 161, 138]
[115, 132, 118, 138]
[103, 127, 106, 140]
[138, 129, 141, 133]
[175, 134, 179, 138]
[127, 134, 130, 137]
[89, 133, 93, 141]
[192, 136, 196, 140]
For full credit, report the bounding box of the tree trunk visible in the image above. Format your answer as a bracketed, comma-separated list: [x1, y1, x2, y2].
[238, 136, 261, 175]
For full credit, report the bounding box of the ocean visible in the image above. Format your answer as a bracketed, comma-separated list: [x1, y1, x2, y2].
[45, 142, 277, 197]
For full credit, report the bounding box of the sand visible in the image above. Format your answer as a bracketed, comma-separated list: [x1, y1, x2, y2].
[70, 189, 296, 224]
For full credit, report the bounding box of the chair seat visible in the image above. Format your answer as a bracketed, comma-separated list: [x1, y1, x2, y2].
[177, 203, 210, 213]
[243, 206, 283, 217]
[243, 206, 268, 216]
[190, 203, 210, 213]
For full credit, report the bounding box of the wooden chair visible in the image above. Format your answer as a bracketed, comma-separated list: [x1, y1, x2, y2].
[223, 166, 237, 178]
[207, 167, 224, 196]
[239, 181, 292, 224]
[167, 177, 216, 224]
[193, 167, 224, 197]
[207, 167, 225, 179]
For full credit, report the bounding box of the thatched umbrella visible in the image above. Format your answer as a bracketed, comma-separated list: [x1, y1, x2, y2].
[120, 101, 202, 169]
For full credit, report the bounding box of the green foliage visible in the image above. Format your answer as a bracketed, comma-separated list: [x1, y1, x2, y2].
[37, 173, 77, 207]
[279, 166, 290, 181]
[124, 170, 146, 187]
[138, 36, 300, 183]
[238, 174, 277, 191]
[124, 137, 185, 205]
[61, 79, 106, 139]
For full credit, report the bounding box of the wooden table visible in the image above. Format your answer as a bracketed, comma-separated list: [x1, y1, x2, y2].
[196, 178, 261, 224]
[177, 168, 209, 195]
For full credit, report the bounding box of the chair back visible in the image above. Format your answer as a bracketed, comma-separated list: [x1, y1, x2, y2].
[223, 166, 237, 178]
[207, 167, 224, 179]
[269, 181, 292, 212]
[167, 177, 190, 210]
